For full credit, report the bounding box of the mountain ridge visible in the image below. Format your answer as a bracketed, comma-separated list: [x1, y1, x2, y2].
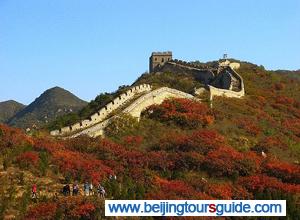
[7, 86, 87, 129]
[0, 100, 26, 123]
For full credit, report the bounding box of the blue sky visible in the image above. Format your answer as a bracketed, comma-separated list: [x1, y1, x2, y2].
[1, 0, 299, 104]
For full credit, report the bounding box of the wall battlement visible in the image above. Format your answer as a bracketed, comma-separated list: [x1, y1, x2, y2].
[50, 53, 245, 138]
[50, 84, 152, 136]
[168, 59, 215, 71]
[68, 87, 197, 138]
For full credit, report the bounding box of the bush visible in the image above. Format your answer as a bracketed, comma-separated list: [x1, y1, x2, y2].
[144, 98, 214, 128]
[16, 151, 39, 169]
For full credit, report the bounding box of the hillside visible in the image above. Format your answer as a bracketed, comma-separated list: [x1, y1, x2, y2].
[7, 87, 87, 129]
[0, 100, 25, 123]
[47, 85, 130, 131]
[0, 61, 299, 219]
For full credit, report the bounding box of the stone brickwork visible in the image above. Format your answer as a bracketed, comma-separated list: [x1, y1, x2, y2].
[149, 51, 172, 72]
[50, 84, 152, 136]
[50, 53, 245, 138]
[159, 60, 215, 85]
[68, 87, 197, 138]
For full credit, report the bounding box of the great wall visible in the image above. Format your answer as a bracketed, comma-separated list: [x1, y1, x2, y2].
[51, 52, 245, 138]
[50, 84, 152, 136]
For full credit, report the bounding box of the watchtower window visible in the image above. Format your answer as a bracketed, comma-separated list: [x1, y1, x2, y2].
[162, 58, 164, 62]
[154, 58, 157, 61]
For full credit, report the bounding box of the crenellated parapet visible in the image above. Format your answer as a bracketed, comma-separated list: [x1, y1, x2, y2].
[67, 87, 197, 138]
[168, 59, 213, 70]
[123, 87, 195, 118]
[50, 53, 246, 138]
[50, 84, 152, 136]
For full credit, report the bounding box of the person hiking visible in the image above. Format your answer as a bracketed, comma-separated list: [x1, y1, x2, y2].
[97, 183, 106, 198]
[89, 182, 94, 195]
[84, 182, 90, 196]
[73, 182, 79, 196]
[62, 184, 70, 196]
[32, 184, 37, 199]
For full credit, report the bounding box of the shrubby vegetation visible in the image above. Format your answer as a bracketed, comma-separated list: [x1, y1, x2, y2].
[1, 61, 300, 219]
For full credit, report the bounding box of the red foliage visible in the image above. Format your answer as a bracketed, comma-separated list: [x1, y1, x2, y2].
[235, 117, 261, 136]
[99, 139, 149, 169]
[204, 146, 242, 176]
[123, 135, 143, 148]
[145, 98, 214, 128]
[205, 182, 233, 199]
[63, 135, 97, 151]
[52, 150, 113, 183]
[204, 182, 252, 200]
[158, 132, 189, 151]
[264, 160, 300, 184]
[275, 95, 295, 106]
[255, 109, 276, 124]
[70, 203, 95, 218]
[243, 151, 263, 168]
[25, 202, 57, 220]
[122, 149, 149, 168]
[238, 175, 300, 194]
[16, 151, 39, 168]
[232, 185, 253, 200]
[147, 176, 213, 200]
[188, 129, 226, 154]
[102, 159, 125, 174]
[0, 124, 33, 150]
[204, 146, 259, 177]
[282, 118, 300, 137]
[274, 83, 285, 90]
[256, 136, 288, 152]
[159, 129, 226, 154]
[176, 151, 205, 171]
[255, 95, 267, 106]
[32, 197, 96, 219]
[99, 139, 128, 157]
[147, 151, 175, 171]
[33, 137, 64, 153]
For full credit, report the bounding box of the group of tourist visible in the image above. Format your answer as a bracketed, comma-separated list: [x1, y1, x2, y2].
[32, 181, 106, 199]
[62, 181, 106, 198]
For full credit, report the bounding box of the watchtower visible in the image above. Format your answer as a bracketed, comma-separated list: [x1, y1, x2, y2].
[149, 51, 172, 72]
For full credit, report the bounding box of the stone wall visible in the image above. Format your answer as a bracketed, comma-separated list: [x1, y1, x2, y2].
[209, 85, 245, 99]
[210, 70, 232, 90]
[123, 87, 195, 118]
[67, 87, 196, 138]
[50, 84, 152, 136]
[209, 66, 245, 100]
[160, 61, 215, 85]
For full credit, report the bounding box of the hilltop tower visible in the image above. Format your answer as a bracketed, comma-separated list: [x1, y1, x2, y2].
[149, 51, 172, 72]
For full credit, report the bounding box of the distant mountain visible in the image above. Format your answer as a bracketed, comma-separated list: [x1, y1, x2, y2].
[8, 87, 87, 129]
[0, 100, 26, 123]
